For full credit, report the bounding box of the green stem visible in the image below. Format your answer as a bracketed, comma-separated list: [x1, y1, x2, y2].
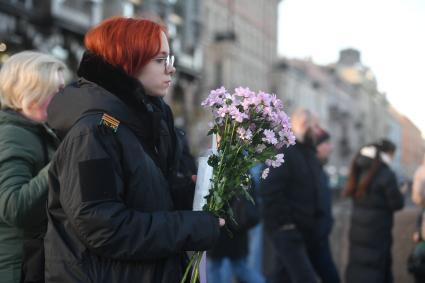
[229, 122, 237, 145]
[217, 118, 230, 174]
[207, 119, 230, 213]
[190, 251, 203, 283]
[225, 144, 246, 179]
[250, 121, 266, 141]
[180, 252, 197, 283]
[216, 120, 236, 182]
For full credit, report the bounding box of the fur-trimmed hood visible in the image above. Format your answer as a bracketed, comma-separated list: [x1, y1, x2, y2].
[76, 51, 153, 112]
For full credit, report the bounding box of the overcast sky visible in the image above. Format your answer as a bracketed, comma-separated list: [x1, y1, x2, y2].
[278, 0, 425, 134]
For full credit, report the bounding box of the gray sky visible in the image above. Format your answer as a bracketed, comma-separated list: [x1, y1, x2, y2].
[278, 0, 425, 134]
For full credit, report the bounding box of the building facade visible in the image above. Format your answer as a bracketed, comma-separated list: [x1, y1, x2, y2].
[400, 115, 425, 178]
[270, 48, 423, 185]
[1, 0, 282, 154]
[187, 0, 281, 152]
[0, 0, 202, 130]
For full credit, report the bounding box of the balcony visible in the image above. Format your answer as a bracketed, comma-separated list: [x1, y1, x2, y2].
[51, 0, 128, 35]
[0, 0, 51, 24]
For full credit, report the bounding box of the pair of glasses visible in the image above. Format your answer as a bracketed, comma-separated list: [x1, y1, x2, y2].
[154, 55, 175, 71]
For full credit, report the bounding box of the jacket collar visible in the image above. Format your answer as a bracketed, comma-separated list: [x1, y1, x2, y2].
[77, 51, 158, 114]
[77, 51, 168, 141]
[77, 52, 180, 176]
[0, 109, 59, 148]
[0, 108, 41, 130]
[76, 51, 172, 140]
[49, 51, 180, 176]
[48, 51, 165, 141]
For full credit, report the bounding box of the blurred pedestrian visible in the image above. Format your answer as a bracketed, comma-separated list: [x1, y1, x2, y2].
[0, 51, 65, 283]
[408, 155, 425, 282]
[248, 163, 265, 274]
[261, 108, 324, 283]
[408, 209, 425, 283]
[412, 154, 425, 207]
[344, 139, 404, 283]
[310, 127, 340, 283]
[44, 17, 222, 283]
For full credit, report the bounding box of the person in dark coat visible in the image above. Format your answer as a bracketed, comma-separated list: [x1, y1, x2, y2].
[260, 108, 324, 283]
[44, 17, 221, 283]
[0, 51, 65, 283]
[408, 209, 425, 283]
[310, 127, 340, 283]
[409, 156, 425, 282]
[344, 139, 404, 283]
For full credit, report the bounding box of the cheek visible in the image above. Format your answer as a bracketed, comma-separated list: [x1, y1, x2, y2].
[42, 95, 54, 112]
[38, 95, 55, 118]
[139, 71, 152, 84]
[143, 77, 161, 93]
[140, 76, 167, 97]
[139, 72, 160, 87]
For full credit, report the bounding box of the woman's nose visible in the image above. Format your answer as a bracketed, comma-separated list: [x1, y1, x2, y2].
[167, 65, 176, 75]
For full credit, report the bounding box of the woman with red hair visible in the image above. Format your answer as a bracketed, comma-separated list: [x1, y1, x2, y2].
[44, 17, 222, 283]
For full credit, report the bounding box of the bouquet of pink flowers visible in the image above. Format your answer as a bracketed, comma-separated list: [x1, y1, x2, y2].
[181, 87, 295, 283]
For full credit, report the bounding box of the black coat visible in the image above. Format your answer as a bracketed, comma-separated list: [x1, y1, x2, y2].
[44, 52, 220, 283]
[346, 156, 404, 283]
[317, 166, 334, 239]
[260, 142, 324, 238]
[208, 193, 260, 260]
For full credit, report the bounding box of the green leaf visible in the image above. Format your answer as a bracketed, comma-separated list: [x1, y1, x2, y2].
[207, 128, 216, 136]
[208, 154, 220, 167]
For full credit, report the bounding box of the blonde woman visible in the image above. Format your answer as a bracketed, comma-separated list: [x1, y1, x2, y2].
[0, 51, 66, 283]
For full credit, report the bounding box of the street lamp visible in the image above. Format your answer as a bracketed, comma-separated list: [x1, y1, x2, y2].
[0, 42, 6, 52]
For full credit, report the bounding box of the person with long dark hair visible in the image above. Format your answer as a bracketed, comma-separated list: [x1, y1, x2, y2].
[344, 139, 404, 283]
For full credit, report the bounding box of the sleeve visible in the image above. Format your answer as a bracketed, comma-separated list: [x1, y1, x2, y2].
[384, 171, 404, 212]
[58, 128, 220, 261]
[260, 150, 294, 232]
[230, 193, 260, 232]
[169, 128, 197, 210]
[0, 126, 49, 228]
[169, 176, 196, 210]
[416, 210, 423, 238]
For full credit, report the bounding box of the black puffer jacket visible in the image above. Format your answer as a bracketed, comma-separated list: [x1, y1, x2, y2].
[261, 142, 324, 237]
[346, 156, 404, 283]
[44, 53, 220, 283]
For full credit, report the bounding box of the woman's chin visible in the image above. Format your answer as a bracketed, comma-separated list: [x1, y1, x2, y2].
[146, 90, 167, 98]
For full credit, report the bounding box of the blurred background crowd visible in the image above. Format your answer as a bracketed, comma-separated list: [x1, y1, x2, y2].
[1, 0, 425, 282]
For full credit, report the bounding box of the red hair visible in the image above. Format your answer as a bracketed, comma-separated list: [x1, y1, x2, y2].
[84, 17, 167, 76]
